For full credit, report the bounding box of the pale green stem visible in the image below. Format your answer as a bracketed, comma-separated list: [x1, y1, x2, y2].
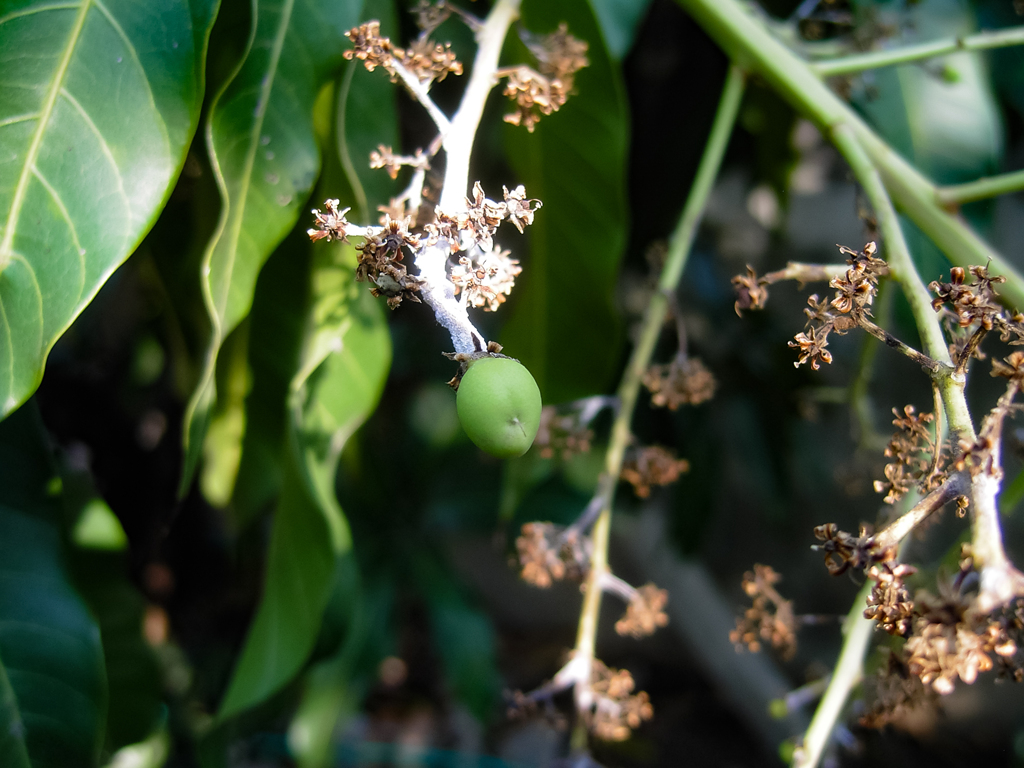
[569, 64, 746, 749]
[791, 581, 874, 768]
[812, 25, 1024, 77]
[937, 168, 1024, 207]
[673, 0, 1024, 309]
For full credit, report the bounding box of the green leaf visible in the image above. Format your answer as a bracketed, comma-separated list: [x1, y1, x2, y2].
[500, 0, 629, 404]
[219, 242, 390, 717]
[416, 556, 500, 722]
[182, 0, 366, 492]
[0, 404, 106, 767]
[589, 0, 653, 60]
[0, 0, 219, 419]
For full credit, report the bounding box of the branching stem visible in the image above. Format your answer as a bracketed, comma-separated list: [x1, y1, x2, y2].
[569, 63, 746, 750]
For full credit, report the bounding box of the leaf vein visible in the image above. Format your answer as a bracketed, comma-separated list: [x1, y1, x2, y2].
[0, 0, 92, 273]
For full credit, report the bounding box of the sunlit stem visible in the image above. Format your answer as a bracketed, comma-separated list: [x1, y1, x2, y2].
[438, 0, 521, 212]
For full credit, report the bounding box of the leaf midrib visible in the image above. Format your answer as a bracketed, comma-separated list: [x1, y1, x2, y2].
[0, 0, 92, 273]
[213, 0, 297, 321]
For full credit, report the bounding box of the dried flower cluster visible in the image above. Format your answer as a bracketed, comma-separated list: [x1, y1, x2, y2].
[864, 558, 917, 636]
[586, 661, 654, 741]
[369, 145, 429, 180]
[515, 522, 588, 588]
[730, 564, 798, 660]
[874, 405, 944, 505]
[309, 181, 538, 311]
[643, 356, 717, 409]
[789, 243, 887, 369]
[344, 20, 463, 85]
[732, 266, 770, 315]
[620, 445, 690, 498]
[498, 24, 589, 131]
[615, 583, 669, 639]
[533, 405, 594, 460]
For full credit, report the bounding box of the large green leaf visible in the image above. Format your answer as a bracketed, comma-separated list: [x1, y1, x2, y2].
[500, 0, 629, 404]
[182, 0, 365, 491]
[0, 0, 219, 419]
[0, 404, 106, 767]
[219, 241, 390, 717]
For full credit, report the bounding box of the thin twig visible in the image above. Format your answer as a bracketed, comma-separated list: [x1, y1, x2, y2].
[937, 168, 1024, 207]
[812, 25, 1024, 77]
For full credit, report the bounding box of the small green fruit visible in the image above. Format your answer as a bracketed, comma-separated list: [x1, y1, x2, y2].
[456, 357, 542, 458]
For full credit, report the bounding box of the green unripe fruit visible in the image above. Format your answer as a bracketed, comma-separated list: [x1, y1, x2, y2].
[456, 357, 542, 458]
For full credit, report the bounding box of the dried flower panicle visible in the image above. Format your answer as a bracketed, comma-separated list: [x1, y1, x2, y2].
[586, 660, 653, 741]
[534, 405, 594, 460]
[450, 243, 522, 311]
[643, 356, 717, 409]
[356, 215, 423, 308]
[615, 583, 669, 639]
[864, 558, 917, 636]
[812, 522, 876, 576]
[873, 405, 943, 504]
[499, 24, 588, 132]
[788, 242, 887, 369]
[620, 445, 690, 498]
[343, 20, 463, 86]
[308, 199, 352, 243]
[730, 564, 798, 660]
[516, 522, 587, 588]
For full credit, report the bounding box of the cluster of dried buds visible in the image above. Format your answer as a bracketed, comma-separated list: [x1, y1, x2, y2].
[344, 18, 462, 86]
[511, 489, 671, 740]
[874, 405, 945, 505]
[620, 445, 690, 499]
[642, 354, 717, 409]
[498, 23, 589, 131]
[730, 564, 798, 660]
[788, 243, 887, 370]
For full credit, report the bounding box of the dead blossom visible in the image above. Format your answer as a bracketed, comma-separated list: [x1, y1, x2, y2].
[864, 559, 917, 636]
[615, 583, 669, 639]
[498, 24, 588, 132]
[873, 405, 943, 505]
[369, 145, 429, 180]
[533, 405, 594, 460]
[587, 661, 653, 741]
[343, 21, 463, 85]
[730, 564, 798, 660]
[731, 266, 769, 315]
[620, 445, 690, 498]
[450, 244, 522, 312]
[642, 356, 717, 409]
[515, 522, 587, 588]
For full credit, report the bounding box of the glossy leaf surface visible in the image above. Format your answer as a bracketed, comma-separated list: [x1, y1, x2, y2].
[500, 0, 629, 404]
[182, 0, 364, 490]
[0, 0, 218, 418]
[0, 405, 106, 767]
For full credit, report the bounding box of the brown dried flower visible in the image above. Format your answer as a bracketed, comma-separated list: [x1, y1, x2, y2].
[873, 405, 942, 504]
[643, 356, 717, 409]
[534, 405, 594, 460]
[450, 243, 522, 312]
[515, 522, 586, 588]
[620, 445, 689, 498]
[395, 36, 463, 84]
[812, 523, 876, 576]
[369, 145, 429, 180]
[789, 325, 833, 370]
[864, 559, 917, 636]
[730, 564, 797, 660]
[587, 660, 653, 741]
[731, 266, 769, 315]
[308, 199, 352, 243]
[344, 22, 395, 74]
[615, 583, 669, 639]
